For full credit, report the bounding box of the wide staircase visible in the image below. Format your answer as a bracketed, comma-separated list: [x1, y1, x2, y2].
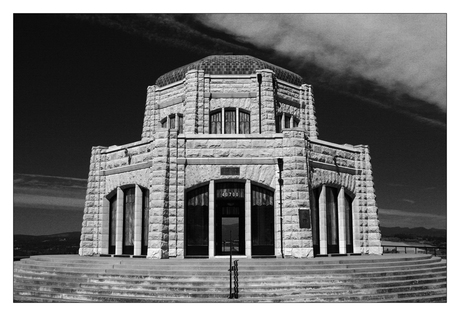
[13, 254, 446, 303]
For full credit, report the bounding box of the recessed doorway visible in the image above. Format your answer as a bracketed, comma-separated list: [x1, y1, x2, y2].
[215, 182, 245, 255]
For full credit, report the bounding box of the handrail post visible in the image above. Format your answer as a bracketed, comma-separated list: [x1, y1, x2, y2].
[228, 231, 233, 299]
[233, 260, 239, 299]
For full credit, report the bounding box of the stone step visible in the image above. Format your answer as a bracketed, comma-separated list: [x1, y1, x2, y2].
[13, 269, 446, 290]
[13, 276, 446, 295]
[13, 286, 447, 303]
[13, 254, 447, 302]
[13, 265, 447, 284]
[13, 262, 447, 279]
[20, 254, 436, 266]
[16, 256, 441, 271]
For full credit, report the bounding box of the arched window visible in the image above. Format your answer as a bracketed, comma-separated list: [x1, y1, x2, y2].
[210, 108, 251, 134]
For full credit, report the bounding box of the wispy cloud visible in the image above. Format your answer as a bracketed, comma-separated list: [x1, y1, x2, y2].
[198, 14, 446, 122]
[401, 199, 415, 204]
[379, 208, 446, 229]
[14, 174, 86, 211]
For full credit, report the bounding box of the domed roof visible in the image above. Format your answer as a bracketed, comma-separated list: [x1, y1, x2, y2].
[155, 55, 304, 87]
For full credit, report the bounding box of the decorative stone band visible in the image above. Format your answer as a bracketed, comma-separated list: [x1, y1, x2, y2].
[101, 161, 153, 176]
[277, 96, 303, 109]
[310, 160, 363, 176]
[205, 92, 257, 99]
[177, 157, 277, 165]
[156, 95, 186, 109]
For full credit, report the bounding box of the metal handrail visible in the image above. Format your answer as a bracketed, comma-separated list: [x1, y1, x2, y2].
[381, 244, 446, 258]
[228, 232, 239, 299]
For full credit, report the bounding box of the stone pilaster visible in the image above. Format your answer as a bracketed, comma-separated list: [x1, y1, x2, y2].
[256, 70, 276, 134]
[147, 130, 171, 259]
[356, 145, 382, 255]
[302, 84, 318, 140]
[168, 130, 178, 257]
[141, 85, 157, 140]
[280, 130, 313, 258]
[183, 69, 205, 134]
[79, 146, 107, 256]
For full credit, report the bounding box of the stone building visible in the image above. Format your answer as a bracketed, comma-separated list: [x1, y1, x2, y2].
[79, 55, 382, 259]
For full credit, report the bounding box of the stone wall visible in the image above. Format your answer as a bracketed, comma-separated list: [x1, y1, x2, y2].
[79, 146, 107, 256]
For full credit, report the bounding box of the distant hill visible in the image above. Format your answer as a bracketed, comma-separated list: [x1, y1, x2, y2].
[380, 226, 446, 238]
[14, 227, 447, 258]
[14, 231, 81, 257]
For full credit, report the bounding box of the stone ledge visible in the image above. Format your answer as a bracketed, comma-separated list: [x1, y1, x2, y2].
[181, 134, 284, 140]
[178, 157, 277, 165]
[310, 160, 362, 176]
[102, 161, 153, 176]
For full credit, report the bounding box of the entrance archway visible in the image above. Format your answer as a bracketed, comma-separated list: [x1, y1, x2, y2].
[107, 186, 149, 256]
[311, 185, 354, 255]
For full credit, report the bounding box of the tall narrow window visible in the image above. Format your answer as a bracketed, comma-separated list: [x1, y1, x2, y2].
[251, 185, 275, 256]
[276, 114, 282, 133]
[284, 114, 291, 129]
[161, 118, 167, 128]
[210, 111, 222, 134]
[224, 109, 236, 134]
[169, 115, 176, 130]
[142, 189, 149, 255]
[310, 188, 320, 255]
[123, 187, 135, 255]
[293, 117, 300, 128]
[239, 110, 250, 134]
[178, 114, 184, 134]
[109, 195, 117, 254]
[326, 187, 339, 253]
[186, 185, 209, 256]
[345, 194, 353, 253]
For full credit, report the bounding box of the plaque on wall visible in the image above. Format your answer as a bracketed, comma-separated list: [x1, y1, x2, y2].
[221, 167, 240, 176]
[298, 208, 311, 229]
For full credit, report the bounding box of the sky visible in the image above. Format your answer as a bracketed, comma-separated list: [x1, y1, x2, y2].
[12, 13, 449, 235]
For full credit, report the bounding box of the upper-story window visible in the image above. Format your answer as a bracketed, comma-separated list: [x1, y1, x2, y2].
[160, 113, 184, 134]
[293, 117, 300, 128]
[276, 112, 300, 132]
[284, 114, 291, 129]
[210, 108, 250, 134]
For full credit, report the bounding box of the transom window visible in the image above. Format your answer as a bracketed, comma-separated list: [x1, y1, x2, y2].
[210, 108, 250, 134]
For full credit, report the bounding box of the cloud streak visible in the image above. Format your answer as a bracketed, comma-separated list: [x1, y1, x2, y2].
[198, 14, 446, 113]
[14, 174, 86, 211]
[378, 208, 446, 229]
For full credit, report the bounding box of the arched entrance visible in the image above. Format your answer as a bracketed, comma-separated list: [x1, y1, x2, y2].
[185, 181, 275, 258]
[107, 186, 149, 256]
[311, 185, 354, 255]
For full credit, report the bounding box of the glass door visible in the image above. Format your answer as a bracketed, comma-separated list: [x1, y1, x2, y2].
[215, 200, 245, 255]
[215, 182, 245, 255]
